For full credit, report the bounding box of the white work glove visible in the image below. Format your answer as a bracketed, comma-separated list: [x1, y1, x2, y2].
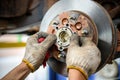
[66, 34, 101, 79]
[22, 32, 57, 72]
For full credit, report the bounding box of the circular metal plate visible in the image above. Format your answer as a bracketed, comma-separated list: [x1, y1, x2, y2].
[40, 0, 117, 76]
[47, 11, 98, 52]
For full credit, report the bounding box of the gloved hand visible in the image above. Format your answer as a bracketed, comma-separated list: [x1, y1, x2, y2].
[66, 34, 101, 79]
[22, 32, 57, 72]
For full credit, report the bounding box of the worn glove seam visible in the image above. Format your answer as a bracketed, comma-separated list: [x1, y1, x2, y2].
[22, 59, 35, 72]
[67, 65, 88, 80]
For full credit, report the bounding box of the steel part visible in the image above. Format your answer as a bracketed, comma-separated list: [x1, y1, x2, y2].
[40, 0, 117, 76]
[47, 11, 97, 52]
[57, 51, 66, 62]
[46, 10, 97, 63]
[47, 57, 67, 76]
[56, 27, 72, 51]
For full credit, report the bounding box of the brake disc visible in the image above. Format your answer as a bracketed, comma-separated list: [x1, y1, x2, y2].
[40, 0, 117, 76]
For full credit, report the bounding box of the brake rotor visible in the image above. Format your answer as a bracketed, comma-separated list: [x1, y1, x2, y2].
[40, 0, 117, 76]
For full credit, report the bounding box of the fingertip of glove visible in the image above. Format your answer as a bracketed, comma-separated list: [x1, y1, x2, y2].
[49, 34, 57, 40]
[70, 34, 79, 41]
[37, 32, 49, 38]
[41, 34, 57, 48]
[69, 34, 80, 46]
[44, 34, 56, 42]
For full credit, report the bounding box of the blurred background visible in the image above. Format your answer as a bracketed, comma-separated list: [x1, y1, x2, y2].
[0, 0, 120, 80]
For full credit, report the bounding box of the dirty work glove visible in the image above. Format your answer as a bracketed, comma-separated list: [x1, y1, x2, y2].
[66, 34, 101, 79]
[22, 32, 57, 72]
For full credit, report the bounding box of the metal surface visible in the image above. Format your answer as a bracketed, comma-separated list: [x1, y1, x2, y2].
[45, 11, 98, 63]
[47, 11, 97, 53]
[40, 0, 117, 76]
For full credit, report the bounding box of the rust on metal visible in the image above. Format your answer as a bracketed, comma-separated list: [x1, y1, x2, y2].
[47, 11, 98, 61]
[109, 6, 120, 18]
[117, 30, 120, 52]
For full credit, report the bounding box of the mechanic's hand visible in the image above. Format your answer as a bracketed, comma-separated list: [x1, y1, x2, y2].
[22, 32, 57, 72]
[66, 34, 101, 79]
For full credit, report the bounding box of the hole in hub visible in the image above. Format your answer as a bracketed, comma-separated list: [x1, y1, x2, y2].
[59, 31, 70, 43]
